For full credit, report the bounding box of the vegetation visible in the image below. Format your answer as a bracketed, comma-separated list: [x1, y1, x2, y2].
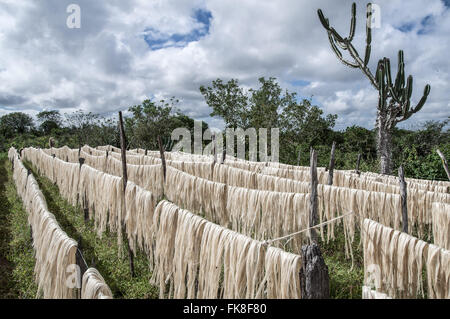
[21, 160, 158, 299]
[317, 2, 431, 174]
[0, 156, 38, 298]
[1, 78, 448, 180]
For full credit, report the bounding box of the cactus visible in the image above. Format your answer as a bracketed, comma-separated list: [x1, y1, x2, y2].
[317, 2, 431, 174]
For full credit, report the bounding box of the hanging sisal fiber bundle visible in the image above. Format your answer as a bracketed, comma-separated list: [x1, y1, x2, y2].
[362, 218, 450, 299]
[432, 202, 450, 250]
[151, 200, 304, 299]
[79, 151, 107, 171]
[362, 286, 392, 299]
[124, 181, 157, 256]
[360, 171, 450, 190]
[141, 155, 162, 165]
[164, 166, 227, 225]
[151, 200, 179, 298]
[169, 151, 214, 163]
[179, 162, 214, 180]
[52, 158, 80, 206]
[81, 268, 113, 299]
[226, 186, 311, 251]
[126, 163, 164, 199]
[96, 145, 121, 153]
[172, 208, 208, 299]
[11, 152, 78, 299]
[212, 164, 229, 184]
[79, 164, 124, 240]
[426, 244, 450, 299]
[81, 145, 107, 157]
[221, 231, 266, 299]
[262, 246, 302, 299]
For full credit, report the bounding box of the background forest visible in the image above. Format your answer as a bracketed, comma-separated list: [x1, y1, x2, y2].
[1, 77, 449, 180]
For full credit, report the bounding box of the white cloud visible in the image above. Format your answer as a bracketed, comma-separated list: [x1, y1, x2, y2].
[0, 0, 448, 130]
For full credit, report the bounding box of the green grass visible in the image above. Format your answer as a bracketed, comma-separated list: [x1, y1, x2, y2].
[320, 226, 364, 299]
[0, 156, 38, 298]
[22, 160, 159, 299]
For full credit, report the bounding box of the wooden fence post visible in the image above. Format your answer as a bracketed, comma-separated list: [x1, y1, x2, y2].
[78, 158, 89, 222]
[356, 153, 362, 175]
[398, 165, 408, 233]
[118, 111, 135, 278]
[309, 149, 319, 243]
[222, 148, 226, 164]
[436, 149, 450, 181]
[327, 141, 336, 185]
[158, 136, 167, 182]
[212, 134, 217, 165]
[299, 148, 330, 298]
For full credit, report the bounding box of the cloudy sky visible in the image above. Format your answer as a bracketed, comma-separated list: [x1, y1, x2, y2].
[0, 0, 449, 130]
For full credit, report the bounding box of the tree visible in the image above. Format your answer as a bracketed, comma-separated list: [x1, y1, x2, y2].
[37, 110, 63, 135]
[341, 125, 376, 156]
[64, 110, 99, 146]
[200, 79, 250, 129]
[317, 3, 431, 174]
[125, 98, 208, 150]
[200, 77, 337, 163]
[0, 112, 35, 138]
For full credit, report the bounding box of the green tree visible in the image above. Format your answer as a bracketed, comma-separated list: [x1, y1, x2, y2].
[64, 110, 100, 147]
[200, 79, 250, 129]
[36, 110, 63, 135]
[0, 112, 35, 138]
[200, 77, 337, 163]
[125, 98, 208, 150]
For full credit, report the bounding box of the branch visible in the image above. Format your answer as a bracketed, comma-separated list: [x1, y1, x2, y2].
[327, 32, 359, 68]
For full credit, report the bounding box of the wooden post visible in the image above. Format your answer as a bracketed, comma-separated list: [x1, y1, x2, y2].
[212, 134, 217, 165]
[398, 165, 408, 233]
[309, 149, 318, 243]
[78, 158, 89, 222]
[222, 148, 226, 164]
[300, 149, 330, 298]
[297, 149, 301, 166]
[145, 149, 148, 156]
[356, 153, 362, 175]
[327, 141, 336, 185]
[158, 136, 167, 181]
[436, 149, 450, 181]
[118, 111, 135, 278]
[78, 157, 85, 169]
[299, 243, 330, 299]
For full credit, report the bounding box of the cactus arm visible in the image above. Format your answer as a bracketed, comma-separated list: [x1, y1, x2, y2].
[396, 84, 431, 122]
[394, 51, 405, 93]
[347, 41, 378, 88]
[348, 3, 356, 41]
[411, 84, 431, 113]
[327, 32, 359, 68]
[318, 9, 331, 30]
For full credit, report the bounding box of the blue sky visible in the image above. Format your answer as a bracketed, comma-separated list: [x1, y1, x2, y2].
[143, 9, 212, 50]
[0, 0, 449, 131]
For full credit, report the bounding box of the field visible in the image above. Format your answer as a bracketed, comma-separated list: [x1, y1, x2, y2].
[2, 144, 448, 299]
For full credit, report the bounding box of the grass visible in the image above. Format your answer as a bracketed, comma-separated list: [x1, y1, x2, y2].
[22, 160, 159, 299]
[0, 155, 38, 298]
[320, 226, 364, 299]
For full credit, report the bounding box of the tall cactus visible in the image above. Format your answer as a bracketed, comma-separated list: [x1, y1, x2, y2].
[317, 3, 431, 174]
